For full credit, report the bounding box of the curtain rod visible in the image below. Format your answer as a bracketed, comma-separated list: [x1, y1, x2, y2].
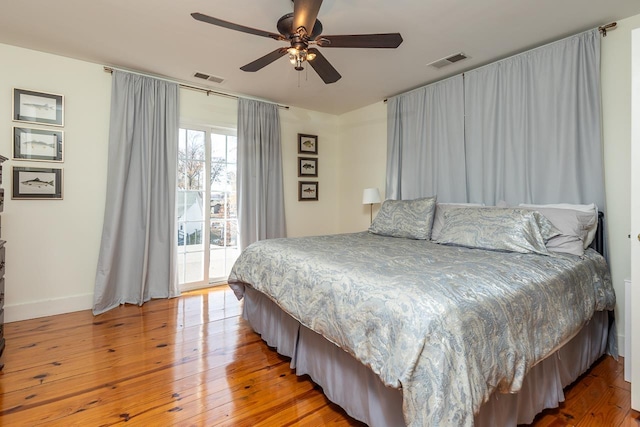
[103, 66, 289, 110]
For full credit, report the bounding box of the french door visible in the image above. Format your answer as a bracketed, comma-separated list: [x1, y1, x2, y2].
[177, 126, 239, 290]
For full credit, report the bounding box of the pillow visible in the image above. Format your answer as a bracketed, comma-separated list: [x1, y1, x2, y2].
[519, 203, 598, 249]
[368, 196, 437, 240]
[431, 203, 485, 241]
[518, 205, 598, 256]
[435, 207, 560, 255]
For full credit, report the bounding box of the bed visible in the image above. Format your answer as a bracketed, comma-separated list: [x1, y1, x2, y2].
[228, 200, 616, 426]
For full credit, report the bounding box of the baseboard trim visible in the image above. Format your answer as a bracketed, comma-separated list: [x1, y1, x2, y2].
[4, 293, 94, 323]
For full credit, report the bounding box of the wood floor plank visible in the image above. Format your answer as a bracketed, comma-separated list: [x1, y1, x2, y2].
[1, 286, 633, 426]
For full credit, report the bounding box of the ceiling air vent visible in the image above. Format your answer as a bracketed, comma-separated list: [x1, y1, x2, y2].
[193, 72, 225, 84]
[427, 52, 469, 69]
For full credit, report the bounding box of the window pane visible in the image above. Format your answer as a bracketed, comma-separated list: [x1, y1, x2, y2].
[209, 247, 225, 280]
[225, 247, 241, 276]
[227, 220, 238, 247]
[226, 193, 237, 219]
[227, 136, 237, 163]
[182, 192, 204, 221]
[184, 221, 203, 246]
[210, 220, 224, 247]
[177, 158, 186, 190]
[178, 128, 186, 160]
[186, 162, 205, 191]
[177, 253, 185, 283]
[177, 192, 187, 223]
[211, 163, 227, 191]
[211, 134, 226, 163]
[184, 252, 204, 283]
[187, 130, 205, 161]
[210, 192, 225, 218]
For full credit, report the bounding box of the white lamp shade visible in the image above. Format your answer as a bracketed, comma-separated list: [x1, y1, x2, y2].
[362, 188, 381, 204]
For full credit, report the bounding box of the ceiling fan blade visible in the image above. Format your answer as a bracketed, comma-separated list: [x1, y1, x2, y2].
[307, 48, 341, 84]
[192, 12, 283, 40]
[317, 33, 403, 48]
[240, 48, 288, 72]
[293, 0, 323, 37]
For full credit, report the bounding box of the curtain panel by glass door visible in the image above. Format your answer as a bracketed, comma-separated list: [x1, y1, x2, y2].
[177, 127, 238, 290]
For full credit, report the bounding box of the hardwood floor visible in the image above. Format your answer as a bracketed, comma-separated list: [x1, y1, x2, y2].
[1, 285, 637, 426]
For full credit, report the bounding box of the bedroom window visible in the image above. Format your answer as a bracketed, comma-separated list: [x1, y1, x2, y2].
[177, 126, 238, 290]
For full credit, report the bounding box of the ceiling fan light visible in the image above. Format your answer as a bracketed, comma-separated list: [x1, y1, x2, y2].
[307, 52, 317, 61]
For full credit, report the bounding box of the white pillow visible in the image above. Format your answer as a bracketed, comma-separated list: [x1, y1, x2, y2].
[431, 203, 485, 241]
[519, 204, 598, 255]
[519, 203, 598, 249]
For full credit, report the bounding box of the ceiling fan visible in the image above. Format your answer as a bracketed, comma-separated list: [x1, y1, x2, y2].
[191, 0, 403, 84]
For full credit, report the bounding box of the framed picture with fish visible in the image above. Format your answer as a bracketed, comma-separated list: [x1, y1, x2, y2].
[298, 157, 318, 177]
[12, 166, 63, 200]
[13, 127, 64, 162]
[298, 134, 318, 155]
[298, 181, 318, 201]
[12, 88, 64, 127]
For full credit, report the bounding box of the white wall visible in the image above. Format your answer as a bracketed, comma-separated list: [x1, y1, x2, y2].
[0, 43, 341, 322]
[600, 13, 640, 358]
[0, 43, 111, 322]
[337, 102, 387, 233]
[280, 108, 341, 237]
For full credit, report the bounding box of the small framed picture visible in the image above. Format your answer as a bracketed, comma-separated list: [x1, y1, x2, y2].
[13, 127, 64, 162]
[298, 157, 318, 177]
[298, 134, 318, 155]
[13, 88, 64, 127]
[298, 181, 318, 201]
[12, 166, 63, 200]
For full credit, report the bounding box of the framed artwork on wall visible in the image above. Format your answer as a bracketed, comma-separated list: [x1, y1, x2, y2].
[13, 127, 64, 162]
[13, 88, 64, 127]
[298, 181, 318, 201]
[298, 134, 318, 155]
[12, 166, 63, 200]
[298, 157, 318, 177]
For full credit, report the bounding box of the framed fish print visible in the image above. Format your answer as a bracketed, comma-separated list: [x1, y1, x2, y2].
[13, 88, 64, 127]
[13, 127, 64, 162]
[298, 181, 318, 201]
[12, 166, 63, 200]
[298, 157, 318, 177]
[298, 134, 318, 155]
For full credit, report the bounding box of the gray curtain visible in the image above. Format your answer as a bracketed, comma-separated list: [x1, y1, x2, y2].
[93, 71, 180, 315]
[464, 29, 604, 210]
[386, 75, 466, 202]
[237, 98, 286, 250]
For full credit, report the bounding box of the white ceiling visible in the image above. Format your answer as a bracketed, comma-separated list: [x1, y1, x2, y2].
[1, 0, 639, 115]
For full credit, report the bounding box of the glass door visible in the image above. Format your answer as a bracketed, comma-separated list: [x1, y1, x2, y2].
[177, 126, 239, 290]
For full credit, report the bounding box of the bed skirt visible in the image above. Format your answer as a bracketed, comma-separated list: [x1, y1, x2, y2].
[240, 285, 609, 426]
